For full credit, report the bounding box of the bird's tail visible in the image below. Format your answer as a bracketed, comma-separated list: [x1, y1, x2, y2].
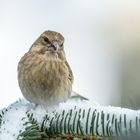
[70, 91, 89, 100]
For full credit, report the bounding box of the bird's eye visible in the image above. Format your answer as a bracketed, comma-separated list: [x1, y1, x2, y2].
[60, 43, 63, 47]
[43, 37, 50, 44]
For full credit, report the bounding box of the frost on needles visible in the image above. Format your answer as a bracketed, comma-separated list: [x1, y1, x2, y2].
[0, 98, 140, 140]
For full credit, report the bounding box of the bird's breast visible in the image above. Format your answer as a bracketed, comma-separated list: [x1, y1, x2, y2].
[18, 53, 71, 95]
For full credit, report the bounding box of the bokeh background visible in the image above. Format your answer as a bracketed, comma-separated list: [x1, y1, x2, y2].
[0, 0, 140, 109]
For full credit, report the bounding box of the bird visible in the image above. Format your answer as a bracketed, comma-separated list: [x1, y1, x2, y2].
[18, 30, 87, 106]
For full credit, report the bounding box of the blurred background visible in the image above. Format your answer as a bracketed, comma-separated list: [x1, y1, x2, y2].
[0, 0, 140, 109]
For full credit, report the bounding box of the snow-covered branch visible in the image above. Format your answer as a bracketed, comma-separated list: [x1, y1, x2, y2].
[0, 99, 140, 139]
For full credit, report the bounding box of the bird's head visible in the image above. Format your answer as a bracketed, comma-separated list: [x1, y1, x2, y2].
[29, 30, 65, 60]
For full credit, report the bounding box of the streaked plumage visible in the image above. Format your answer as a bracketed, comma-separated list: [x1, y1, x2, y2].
[18, 31, 73, 105]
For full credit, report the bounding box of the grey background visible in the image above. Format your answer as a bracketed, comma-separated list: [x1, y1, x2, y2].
[0, 0, 140, 109]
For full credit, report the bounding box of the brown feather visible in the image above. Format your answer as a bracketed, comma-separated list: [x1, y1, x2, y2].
[18, 31, 73, 106]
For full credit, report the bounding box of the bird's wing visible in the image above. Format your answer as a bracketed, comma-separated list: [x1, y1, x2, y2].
[65, 61, 74, 83]
[71, 91, 89, 100]
[65, 61, 88, 100]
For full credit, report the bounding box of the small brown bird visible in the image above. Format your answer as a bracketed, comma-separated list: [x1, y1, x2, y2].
[18, 30, 86, 106]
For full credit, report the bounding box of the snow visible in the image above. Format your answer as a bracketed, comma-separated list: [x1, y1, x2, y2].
[0, 99, 28, 140]
[0, 98, 140, 139]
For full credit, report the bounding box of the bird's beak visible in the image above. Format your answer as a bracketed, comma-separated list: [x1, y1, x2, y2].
[51, 42, 59, 51]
